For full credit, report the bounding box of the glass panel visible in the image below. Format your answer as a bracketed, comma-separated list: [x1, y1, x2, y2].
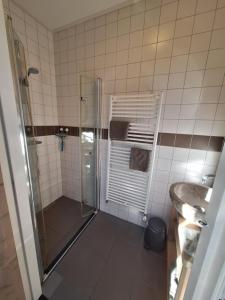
[6, 16, 48, 275]
[80, 75, 100, 217]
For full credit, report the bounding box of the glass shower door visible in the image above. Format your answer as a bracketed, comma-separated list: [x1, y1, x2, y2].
[6, 16, 48, 276]
[80, 75, 101, 217]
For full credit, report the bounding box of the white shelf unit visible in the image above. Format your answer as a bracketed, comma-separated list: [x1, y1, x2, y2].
[106, 93, 162, 215]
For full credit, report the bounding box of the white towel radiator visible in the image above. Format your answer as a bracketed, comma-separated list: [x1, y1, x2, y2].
[106, 93, 163, 219]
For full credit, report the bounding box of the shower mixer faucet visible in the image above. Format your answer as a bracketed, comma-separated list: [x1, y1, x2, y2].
[81, 96, 87, 103]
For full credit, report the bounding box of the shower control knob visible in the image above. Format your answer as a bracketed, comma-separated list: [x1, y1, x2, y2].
[65, 128, 69, 132]
[81, 96, 87, 103]
[60, 127, 63, 132]
[143, 215, 147, 222]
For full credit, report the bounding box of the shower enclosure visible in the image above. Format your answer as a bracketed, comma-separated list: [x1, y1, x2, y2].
[5, 15, 101, 280]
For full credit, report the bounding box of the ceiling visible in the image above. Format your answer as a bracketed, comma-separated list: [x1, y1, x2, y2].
[14, 0, 132, 30]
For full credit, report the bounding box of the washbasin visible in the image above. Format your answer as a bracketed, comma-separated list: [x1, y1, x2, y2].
[170, 182, 212, 227]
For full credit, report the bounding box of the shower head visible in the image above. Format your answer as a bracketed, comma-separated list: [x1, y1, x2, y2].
[28, 67, 39, 77]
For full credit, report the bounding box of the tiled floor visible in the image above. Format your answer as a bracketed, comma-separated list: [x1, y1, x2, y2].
[37, 197, 90, 268]
[43, 212, 166, 300]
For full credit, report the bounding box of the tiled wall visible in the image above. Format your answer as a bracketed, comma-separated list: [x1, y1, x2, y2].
[0, 167, 25, 300]
[3, 0, 225, 225]
[54, 0, 225, 225]
[8, 0, 62, 207]
[54, 0, 225, 136]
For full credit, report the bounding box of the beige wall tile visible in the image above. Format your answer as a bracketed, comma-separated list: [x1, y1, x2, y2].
[144, 7, 160, 28]
[214, 8, 225, 29]
[173, 36, 191, 55]
[160, 2, 178, 24]
[177, 0, 197, 19]
[158, 21, 175, 41]
[143, 26, 158, 45]
[190, 31, 211, 53]
[174, 16, 194, 37]
[197, 0, 217, 14]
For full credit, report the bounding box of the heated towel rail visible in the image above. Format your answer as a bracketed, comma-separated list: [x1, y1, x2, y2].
[106, 93, 163, 218]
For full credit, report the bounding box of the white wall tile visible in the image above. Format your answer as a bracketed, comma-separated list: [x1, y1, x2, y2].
[170, 55, 188, 73]
[177, 119, 195, 133]
[173, 147, 190, 161]
[182, 88, 201, 104]
[200, 87, 221, 103]
[217, 0, 225, 8]
[158, 21, 175, 41]
[210, 28, 225, 49]
[197, 103, 217, 120]
[164, 104, 180, 119]
[130, 13, 144, 32]
[194, 120, 213, 135]
[143, 26, 158, 45]
[215, 103, 225, 120]
[144, 7, 161, 27]
[203, 68, 225, 87]
[180, 104, 198, 119]
[184, 70, 204, 88]
[173, 36, 191, 56]
[140, 60, 155, 76]
[187, 51, 208, 71]
[212, 120, 225, 135]
[207, 48, 225, 69]
[155, 58, 170, 74]
[168, 72, 185, 89]
[166, 89, 183, 104]
[156, 40, 173, 58]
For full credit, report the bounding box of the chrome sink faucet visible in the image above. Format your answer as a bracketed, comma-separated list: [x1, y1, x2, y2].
[201, 174, 215, 187]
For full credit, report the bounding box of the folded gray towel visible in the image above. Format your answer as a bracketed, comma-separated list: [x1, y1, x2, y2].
[110, 120, 129, 140]
[129, 147, 150, 172]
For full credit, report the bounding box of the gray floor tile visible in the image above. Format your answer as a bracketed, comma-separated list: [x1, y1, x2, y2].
[42, 271, 63, 298]
[46, 212, 166, 300]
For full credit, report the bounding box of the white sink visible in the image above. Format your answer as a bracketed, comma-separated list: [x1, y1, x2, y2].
[170, 182, 212, 227]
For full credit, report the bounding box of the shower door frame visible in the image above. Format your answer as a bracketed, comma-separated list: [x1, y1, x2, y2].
[79, 75, 102, 218]
[3, 9, 102, 282]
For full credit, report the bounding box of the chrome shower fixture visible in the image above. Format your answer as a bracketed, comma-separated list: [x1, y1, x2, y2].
[28, 67, 39, 77]
[22, 67, 39, 87]
[80, 96, 87, 103]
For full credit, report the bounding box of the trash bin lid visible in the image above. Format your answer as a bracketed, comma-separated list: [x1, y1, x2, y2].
[148, 217, 166, 233]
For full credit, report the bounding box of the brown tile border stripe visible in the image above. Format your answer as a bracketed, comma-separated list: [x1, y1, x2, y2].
[26, 126, 224, 152]
[158, 133, 224, 152]
[25, 126, 60, 137]
[25, 126, 79, 137]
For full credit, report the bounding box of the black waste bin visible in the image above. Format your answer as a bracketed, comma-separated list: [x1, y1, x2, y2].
[144, 217, 166, 252]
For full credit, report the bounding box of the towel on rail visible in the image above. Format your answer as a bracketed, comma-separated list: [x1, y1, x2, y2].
[129, 147, 150, 172]
[110, 120, 129, 140]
